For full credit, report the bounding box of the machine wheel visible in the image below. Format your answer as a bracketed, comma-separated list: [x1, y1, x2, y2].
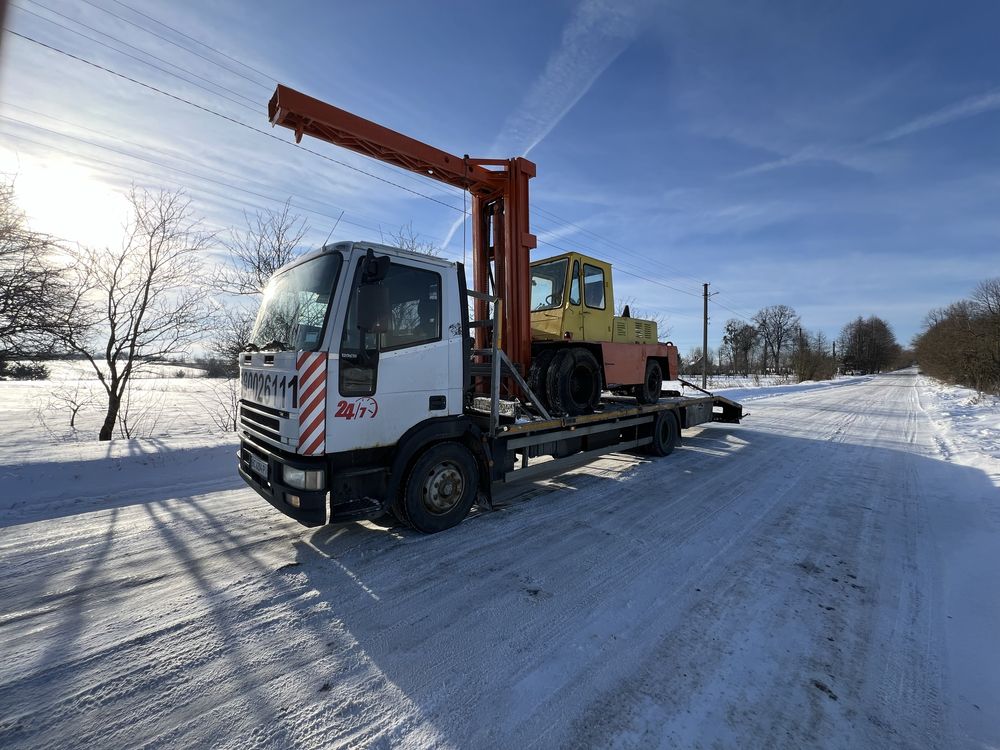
[398, 442, 479, 533]
[526, 348, 557, 412]
[646, 411, 679, 456]
[546, 347, 602, 416]
[635, 359, 663, 405]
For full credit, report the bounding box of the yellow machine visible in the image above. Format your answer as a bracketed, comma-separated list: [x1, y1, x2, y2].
[529, 252, 658, 344]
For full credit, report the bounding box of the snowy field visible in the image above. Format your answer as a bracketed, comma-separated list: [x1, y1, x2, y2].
[0, 368, 998, 748]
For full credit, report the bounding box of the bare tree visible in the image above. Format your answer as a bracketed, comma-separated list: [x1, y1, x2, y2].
[0, 179, 70, 359]
[55, 187, 213, 441]
[753, 304, 799, 374]
[794, 329, 837, 382]
[203, 377, 240, 432]
[116, 381, 167, 439]
[214, 199, 308, 295]
[385, 222, 441, 257]
[720, 319, 757, 376]
[209, 306, 256, 377]
[36, 382, 96, 441]
[838, 316, 900, 374]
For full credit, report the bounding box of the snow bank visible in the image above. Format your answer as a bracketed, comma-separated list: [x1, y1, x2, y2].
[917, 375, 1000, 485]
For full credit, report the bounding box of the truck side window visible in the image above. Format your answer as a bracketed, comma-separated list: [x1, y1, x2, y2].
[340, 262, 442, 396]
[569, 260, 581, 305]
[382, 266, 441, 350]
[583, 263, 605, 309]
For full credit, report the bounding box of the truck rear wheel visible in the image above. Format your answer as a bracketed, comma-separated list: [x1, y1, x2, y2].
[635, 359, 663, 405]
[398, 442, 479, 533]
[646, 411, 679, 456]
[546, 347, 602, 416]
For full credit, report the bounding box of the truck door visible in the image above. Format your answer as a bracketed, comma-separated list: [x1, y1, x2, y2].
[562, 259, 584, 339]
[332, 255, 462, 453]
[582, 262, 611, 340]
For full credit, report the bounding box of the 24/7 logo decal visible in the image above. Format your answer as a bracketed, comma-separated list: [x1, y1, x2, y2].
[334, 398, 379, 420]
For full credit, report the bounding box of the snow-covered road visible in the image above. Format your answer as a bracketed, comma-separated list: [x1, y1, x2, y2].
[1, 370, 997, 749]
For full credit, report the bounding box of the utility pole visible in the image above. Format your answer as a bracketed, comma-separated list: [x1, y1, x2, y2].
[797, 325, 804, 381]
[832, 340, 837, 378]
[702, 282, 709, 389]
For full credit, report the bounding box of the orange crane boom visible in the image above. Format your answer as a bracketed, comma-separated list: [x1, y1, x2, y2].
[267, 85, 537, 374]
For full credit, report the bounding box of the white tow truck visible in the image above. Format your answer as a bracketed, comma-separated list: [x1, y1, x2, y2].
[237, 241, 743, 533]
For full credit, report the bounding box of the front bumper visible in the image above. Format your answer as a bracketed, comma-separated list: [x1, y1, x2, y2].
[238, 439, 390, 527]
[238, 441, 327, 526]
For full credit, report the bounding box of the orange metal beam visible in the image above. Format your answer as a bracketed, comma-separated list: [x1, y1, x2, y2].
[267, 84, 537, 378]
[269, 85, 503, 196]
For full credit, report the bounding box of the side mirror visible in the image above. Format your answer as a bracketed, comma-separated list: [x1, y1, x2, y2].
[357, 283, 389, 332]
[362, 249, 390, 283]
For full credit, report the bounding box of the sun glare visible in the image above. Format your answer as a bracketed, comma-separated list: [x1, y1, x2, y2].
[1, 151, 128, 249]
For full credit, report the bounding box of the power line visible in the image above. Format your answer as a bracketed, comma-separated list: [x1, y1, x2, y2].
[106, 0, 278, 85]
[76, 0, 272, 90]
[0, 118, 458, 254]
[533, 203, 710, 289]
[77, 0, 473, 203]
[12, 2, 260, 113]
[533, 220, 704, 299]
[534, 238, 701, 319]
[0, 100, 448, 239]
[4, 29, 467, 213]
[711, 298, 757, 324]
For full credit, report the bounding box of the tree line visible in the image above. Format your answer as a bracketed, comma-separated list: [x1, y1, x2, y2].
[913, 279, 1000, 394]
[682, 305, 908, 382]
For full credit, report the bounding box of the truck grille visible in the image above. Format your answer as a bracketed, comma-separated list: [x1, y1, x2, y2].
[239, 401, 281, 441]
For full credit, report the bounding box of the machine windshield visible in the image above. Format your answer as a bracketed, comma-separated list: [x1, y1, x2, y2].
[530, 258, 569, 311]
[249, 252, 343, 351]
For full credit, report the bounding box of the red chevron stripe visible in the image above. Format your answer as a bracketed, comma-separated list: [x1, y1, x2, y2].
[299, 370, 326, 405]
[299, 386, 326, 422]
[303, 431, 325, 455]
[299, 409, 325, 445]
[299, 354, 324, 386]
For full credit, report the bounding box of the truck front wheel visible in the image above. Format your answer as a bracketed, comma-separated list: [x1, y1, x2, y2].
[398, 442, 480, 533]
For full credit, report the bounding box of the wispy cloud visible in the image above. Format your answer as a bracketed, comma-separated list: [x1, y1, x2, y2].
[443, 0, 649, 249]
[733, 86, 1000, 178]
[868, 87, 1000, 145]
[493, 0, 648, 157]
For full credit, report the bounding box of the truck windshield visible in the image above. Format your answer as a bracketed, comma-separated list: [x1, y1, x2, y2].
[530, 258, 569, 311]
[250, 252, 343, 351]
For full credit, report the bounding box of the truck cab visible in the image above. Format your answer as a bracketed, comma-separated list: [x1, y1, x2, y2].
[530, 252, 659, 345]
[238, 241, 469, 527]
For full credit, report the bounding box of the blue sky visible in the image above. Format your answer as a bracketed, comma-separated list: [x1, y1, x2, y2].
[1, 0, 999, 353]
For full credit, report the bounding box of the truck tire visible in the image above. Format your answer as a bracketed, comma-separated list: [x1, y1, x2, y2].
[398, 442, 479, 533]
[646, 410, 679, 456]
[635, 359, 663, 405]
[527, 348, 557, 412]
[546, 347, 602, 416]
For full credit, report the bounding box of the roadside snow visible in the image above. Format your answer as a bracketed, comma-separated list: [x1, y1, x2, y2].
[917, 375, 1000, 485]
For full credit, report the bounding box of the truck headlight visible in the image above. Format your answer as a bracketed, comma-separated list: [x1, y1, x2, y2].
[283, 466, 324, 490]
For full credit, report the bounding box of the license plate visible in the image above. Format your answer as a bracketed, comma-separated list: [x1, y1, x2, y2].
[250, 454, 268, 478]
